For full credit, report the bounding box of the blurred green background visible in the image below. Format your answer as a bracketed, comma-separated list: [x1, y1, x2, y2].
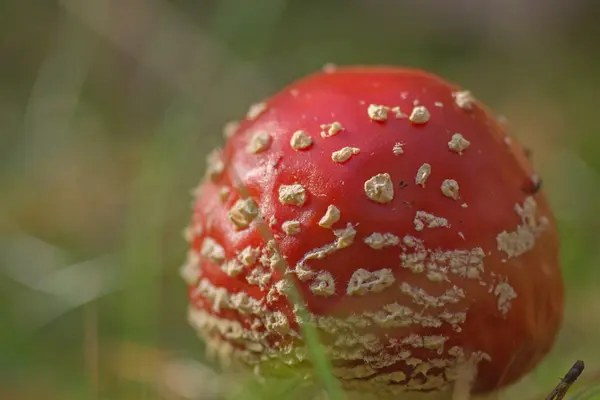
[1, 0, 600, 399]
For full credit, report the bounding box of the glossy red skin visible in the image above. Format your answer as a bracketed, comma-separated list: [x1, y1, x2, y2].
[187, 67, 564, 395]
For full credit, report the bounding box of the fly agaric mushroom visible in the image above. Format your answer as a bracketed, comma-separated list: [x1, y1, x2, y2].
[181, 66, 563, 398]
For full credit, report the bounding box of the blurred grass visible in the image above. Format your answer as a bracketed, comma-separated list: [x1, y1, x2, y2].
[2, 0, 600, 399]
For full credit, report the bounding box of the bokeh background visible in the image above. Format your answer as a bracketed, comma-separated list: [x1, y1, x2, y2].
[1, 1, 600, 399]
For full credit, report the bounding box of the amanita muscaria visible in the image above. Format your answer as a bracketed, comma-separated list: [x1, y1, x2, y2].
[181, 66, 564, 398]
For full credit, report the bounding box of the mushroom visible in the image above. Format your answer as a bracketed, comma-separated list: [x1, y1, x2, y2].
[182, 66, 564, 398]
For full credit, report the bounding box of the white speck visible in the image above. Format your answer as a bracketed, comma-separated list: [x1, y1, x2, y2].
[228, 198, 259, 229]
[320, 122, 344, 138]
[268, 215, 278, 227]
[318, 205, 341, 228]
[238, 246, 259, 266]
[310, 271, 336, 296]
[333, 223, 357, 248]
[282, 220, 302, 235]
[364, 173, 394, 203]
[246, 131, 271, 154]
[364, 233, 400, 249]
[180, 251, 200, 284]
[441, 179, 460, 200]
[415, 163, 431, 187]
[219, 187, 230, 202]
[496, 197, 548, 258]
[494, 281, 517, 315]
[264, 311, 289, 335]
[347, 269, 395, 296]
[367, 104, 390, 121]
[332, 146, 360, 163]
[423, 335, 448, 350]
[246, 102, 267, 120]
[221, 259, 244, 277]
[414, 211, 449, 231]
[409, 106, 430, 124]
[200, 237, 225, 264]
[453, 91, 475, 110]
[448, 133, 470, 154]
[222, 121, 239, 139]
[278, 184, 307, 206]
[290, 130, 313, 150]
[205, 149, 225, 182]
[391, 106, 407, 118]
[392, 142, 404, 155]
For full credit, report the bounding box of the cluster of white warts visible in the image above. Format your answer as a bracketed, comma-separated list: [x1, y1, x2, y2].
[184, 89, 545, 390]
[233, 97, 475, 207]
[185, 192, 543, 317]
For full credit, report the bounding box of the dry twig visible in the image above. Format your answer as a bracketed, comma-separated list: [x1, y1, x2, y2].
[545, 360, 585, 400]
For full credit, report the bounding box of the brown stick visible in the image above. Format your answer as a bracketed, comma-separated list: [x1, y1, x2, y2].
[545, 360, 585, 400]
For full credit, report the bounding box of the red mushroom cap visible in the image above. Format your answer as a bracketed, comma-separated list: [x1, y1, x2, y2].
[182, 66, 564, 397]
